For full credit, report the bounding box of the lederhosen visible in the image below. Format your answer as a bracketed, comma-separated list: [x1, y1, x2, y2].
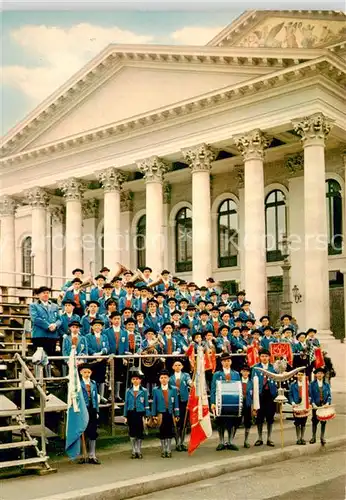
[256, 373, 276, 425]
[90, 337, 107, 384]
[312, 385, 325, 425]
[85, 383, 98, 440]
[127, 389, 145, 439]
[159, 389, 175, 439]
[174, 376, 187, 436]
[240, 380, 252, 429]
[112, 329, 126, 383]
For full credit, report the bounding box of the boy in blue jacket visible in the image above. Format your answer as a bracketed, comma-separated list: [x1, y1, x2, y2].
[79, 364, 100, 464]
[289, 370, 309, 445]
[124, 369, 150, 459]
[169, 360, 192, 451]
[152, 369, 179, 458]
[309, 367, 332, 445]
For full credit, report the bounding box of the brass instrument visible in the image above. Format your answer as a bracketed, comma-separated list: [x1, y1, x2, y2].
[110, 262, 130, 283]
[141, 335, 164, 368]
[148, 275, 164, 289]
[79, 275, 94, 290]
[146, 413, 162, 429]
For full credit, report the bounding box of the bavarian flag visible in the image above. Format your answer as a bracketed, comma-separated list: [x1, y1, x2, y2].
[65, 348, 89, 460]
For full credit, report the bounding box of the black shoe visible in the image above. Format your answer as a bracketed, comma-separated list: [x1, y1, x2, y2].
[301, 439, 306, 445]
[136, 453, 143, 459]
[176, 445, 182, 452]
[166, 452, 172, 458]
[244, 442, 250, 449]
[254, 439, 263, 446]
[181, 444, 188, 452]
[88, 457, 101, 465]
[216, 443, 226, 451]
[321, 438, 326, 446]
[227, 443, 239, 451]
[310, 437, 316, 444]
[77, 458, 86, 464]
[266, 440, 275, 447]
[296, 439, 302, 445]
[161, 452, 166, 458]
[115, 397, 123, 403]
[131, 453, 136, 459]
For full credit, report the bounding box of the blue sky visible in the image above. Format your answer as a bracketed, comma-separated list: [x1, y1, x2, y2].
[2, 10, 242, 135]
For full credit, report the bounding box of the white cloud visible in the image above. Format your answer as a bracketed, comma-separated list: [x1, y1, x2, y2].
[170, 25, 225, 45]
[3, 23, 155, 104]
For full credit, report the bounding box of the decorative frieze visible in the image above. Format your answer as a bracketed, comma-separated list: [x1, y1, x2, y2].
[82, 199, 99, 219]
[120, 190, 134, 212]
[292, 112, 334, 146]
[285, 152, 304, 175]
[163, 182, 172, 204]
[25, 187, 50, 208]
[182, 143, 216, 173]
[234, 129, 272, 161]
[98, 168, 126, 192]
[59, 178, 86, 202]
[50, 206, 64, 224]
[137, 156, 168, 183]
[0, 195, 16, 217]
[234, 165, 244, 188]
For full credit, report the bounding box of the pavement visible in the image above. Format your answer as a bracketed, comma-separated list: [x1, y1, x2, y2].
[2, 398, 346, 500]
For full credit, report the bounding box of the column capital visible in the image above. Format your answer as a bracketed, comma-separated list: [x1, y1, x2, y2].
[25, 187, 50, 208]
[82, 199, 99, 219]
[182, 143, 216, 173]
[50, 206, 64, 224]
[0, 195, 17, 216]
[98, 168, 126, 192]
[285, 152, 304, 176]
[234, 129, 271, 161]
[59, 178, 86, 201]
[137, 156, 168, 183]
[163, 182, 172, 204]
[292, 112, 334, 147]
[120, 190, 134, 212]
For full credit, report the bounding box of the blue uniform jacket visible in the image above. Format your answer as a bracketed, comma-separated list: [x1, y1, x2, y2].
[260, 336, 278, 351]
[169, 372, 191, 402]
[175, 292, 191, 303]
[161, 336, 179, 354]
[86, 333, 109, 355]
[119, 296, 139, 312]
[239, 311, 256, 322]
[210, 370, 241, 405]
[81, 379, 99, 411]
[177, 333, 192, 353]
[157, 304, 169, 318]
[90, 287, 105, 303]
[58, 313, 81, 337]
[309, 380, 332, 406]
[62, 290, 87, 311]
[231, 335, 246, 351]
[123, 387, 150, 417]
[103, 326, 128, 354]
[62, 334, 88, 357]
[144, 314, 163, 332]
[251, 363, 278, 398]
[192, 320, 213, 334]
[293, 342, 307, 353]
[156, 281, 173, 293]
[215, 336, 231, 353]
[289, 381, 304, 405]
[152, 387, 180, 416]
[30, 301, 62, 339]
[80, 314, 106, 337]
[140, 339, 163, 354]
[241, 379, 253, 408]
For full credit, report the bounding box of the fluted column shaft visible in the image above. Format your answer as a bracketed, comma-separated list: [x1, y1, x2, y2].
[0, 196, 16, 287]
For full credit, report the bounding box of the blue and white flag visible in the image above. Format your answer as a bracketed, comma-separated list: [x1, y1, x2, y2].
[65, 348, 89, 460]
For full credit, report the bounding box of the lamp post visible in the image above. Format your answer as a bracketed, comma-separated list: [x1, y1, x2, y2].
[279, 234, 292, 316]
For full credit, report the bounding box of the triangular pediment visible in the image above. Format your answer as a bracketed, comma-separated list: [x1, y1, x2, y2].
[208, 10, 346, 49]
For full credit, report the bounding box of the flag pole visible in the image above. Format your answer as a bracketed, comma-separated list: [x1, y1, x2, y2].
[81, 433, 87, 461]
[181, 349, 198, 444]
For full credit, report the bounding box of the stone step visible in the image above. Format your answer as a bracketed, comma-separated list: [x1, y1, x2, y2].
[0, 456, 48, 469]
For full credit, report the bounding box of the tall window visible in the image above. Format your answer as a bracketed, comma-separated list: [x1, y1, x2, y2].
[100, 226, 104, 268]
[175, 207, 192, 272]
[265, 190, 287, 262]
[326, 179, 342, 255]
[22, 236, 32, 286]
[136, 215, 146, 268]
[218, 199, 238, 268]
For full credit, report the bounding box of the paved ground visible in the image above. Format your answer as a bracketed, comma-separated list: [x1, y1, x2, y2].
[2, 407, 346, 500]
[135, 446, 346, 500]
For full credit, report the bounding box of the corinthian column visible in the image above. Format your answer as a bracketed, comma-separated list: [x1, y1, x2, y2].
[292, 112, 334, 331]
[183, 143, 215, 284]
[98, 168, 125, 268]
[59, 178, 85, 274]
[137, 156, 168, 274]
[0, 196, 16, 287]
[25, 187, 50, 286]
[235, 129, 271, 318]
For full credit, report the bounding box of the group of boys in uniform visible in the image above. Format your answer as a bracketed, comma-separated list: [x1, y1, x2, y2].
[29, 265, 333, 464]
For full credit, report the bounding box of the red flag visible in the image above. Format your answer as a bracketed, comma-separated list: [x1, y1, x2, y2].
[185, 343, 195, 370]
[270, 343, 293, 366]
[204, 350, 216, 373]
[314, 347, 325, 369]
[247, 345, 259, 367]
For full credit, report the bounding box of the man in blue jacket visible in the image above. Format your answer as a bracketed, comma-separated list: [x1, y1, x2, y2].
[30, 286, 62, 357]
[309, 367, 332, 445]
[239, 364, 254, 448]
[169, 359, 192, 451]
[58, 300, 81, 338]
[103, 311, 127, 402]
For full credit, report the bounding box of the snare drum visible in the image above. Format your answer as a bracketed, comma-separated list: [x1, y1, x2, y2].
[316, 405, 336, 421]
[216, 380, 243, 418]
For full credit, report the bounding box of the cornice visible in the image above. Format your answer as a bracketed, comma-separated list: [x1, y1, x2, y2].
[1, 56, 344, 171]
[1, 45, 330, 156]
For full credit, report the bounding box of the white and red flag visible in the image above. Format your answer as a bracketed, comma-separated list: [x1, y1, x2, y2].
[187, 346, 212, 455]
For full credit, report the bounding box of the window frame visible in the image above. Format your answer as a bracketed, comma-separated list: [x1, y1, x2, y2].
[136, 214, 146, 269]
[217, 198, 238, 268]
[326, 179, 343, 256]
[22, 236, 32, 287]
[265, 189, 287, 262]
[175, 207, 192, 273]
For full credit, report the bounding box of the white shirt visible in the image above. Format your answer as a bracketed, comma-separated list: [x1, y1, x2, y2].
[133, 386, 140, 392]
[262, 364, 269, 370]
[161, 385, 169, 390]
[112, 326, 120, 332]
[175, 372, 181, 380]
[241, 377, 249, 383]
[223, 368, 231, 375]
[317, 380, 323, 388]
[166, 335, 172, 340]
[82, 377, 90, 384]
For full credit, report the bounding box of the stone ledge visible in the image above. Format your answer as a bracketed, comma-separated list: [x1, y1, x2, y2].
[40, 435, 346, 500]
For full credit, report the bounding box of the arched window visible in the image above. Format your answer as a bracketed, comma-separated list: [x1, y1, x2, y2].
[326, 179, 342, 255]
[218, 199, 238, 268]
[22, 236, 32, 286]
[175, 207, 192, 272]
[136, 215, 146, 268]
[265, 190, 287, 262]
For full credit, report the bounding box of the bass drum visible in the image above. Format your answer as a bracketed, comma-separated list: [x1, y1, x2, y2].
[216, 380, 243, 418]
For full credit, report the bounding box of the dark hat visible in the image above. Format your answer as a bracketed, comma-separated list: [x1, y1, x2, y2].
[221, 310, 232, 318]
[95, 274, 106, 281]
[192, 331, 203, 338]
[206, 277, 215, 283]
[62, 299, 76, 307]
[121, 307, 134, 314]
[123, 270, 134, 275]
[252, 329, 262, 335]
[282, 327, 294, 334]
[103, 283, 113, 289]
[232, 307, 241, 313]
[130, 370, 144, 379]
[241, 301, 251, 307]
[72, 268, 84, 275]
[187, 282, 197, 287]
[112, 276, 123, 283]
[71, 277, 83, 284]
[206, 300, 214, 306]
[259, 349, 270, 356]
[100, 267, 110, 272]
[36, 286, 51, 294]
[197, 299, 206, 305]
[105, 298, 117, 307]
[78, 363, 93, 373]
[162, 322, 174, 330]
[87, 300, 99, 307]
[209, 291, 218, 296]
[144, 328, 156, 336]
[161, 269, 170, 275]
[221, 290, 229, 295]
[263, 326, 274, 333]
[220, 352, 232, 361]
[237, 290, 246, 296]
[281, 314, 292, 321]
[314, 367, 326, 375]
[219, 324, 230, 332]
[231, 326, 241, 333]
[234, 317, 243, 323]
[69, 320, 81, 327]
[241, 326, 250, 332]
[187, 304, 196, 311]
[124, 317, 136, 325]
[179, 297, 189, 304]
[134, 310, 146, 318]
[142, 266, 152, 273]
[167, 286, 176, 292]
[180, 323, 189, 330]
[178, 280, 187, 286]
[199, 310, 209, 316]
[296, 331, 306, 340]
[156, 292, 166, 299]
[199, 286, 208, 292]
[125, 281, 135, 287]
[211, 306, 219, 312]
[159, 369, 170, 377]
[306, 328, 317, 334]
[91, 318, 104, 327]
[147, 299, 158, 306]
[171, 309, 182, 316]
[241, 364, 251, 371]
[260, 315, 270, 322]
[167, 297, 177, 303]
[245, 318, 255, 324]
[109, 311, 121, 319]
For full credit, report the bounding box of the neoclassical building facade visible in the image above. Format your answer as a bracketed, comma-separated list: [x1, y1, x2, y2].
[1, 10, 346, 335]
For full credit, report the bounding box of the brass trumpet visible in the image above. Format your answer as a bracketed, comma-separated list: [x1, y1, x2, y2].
[79, 275, 94, 290]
